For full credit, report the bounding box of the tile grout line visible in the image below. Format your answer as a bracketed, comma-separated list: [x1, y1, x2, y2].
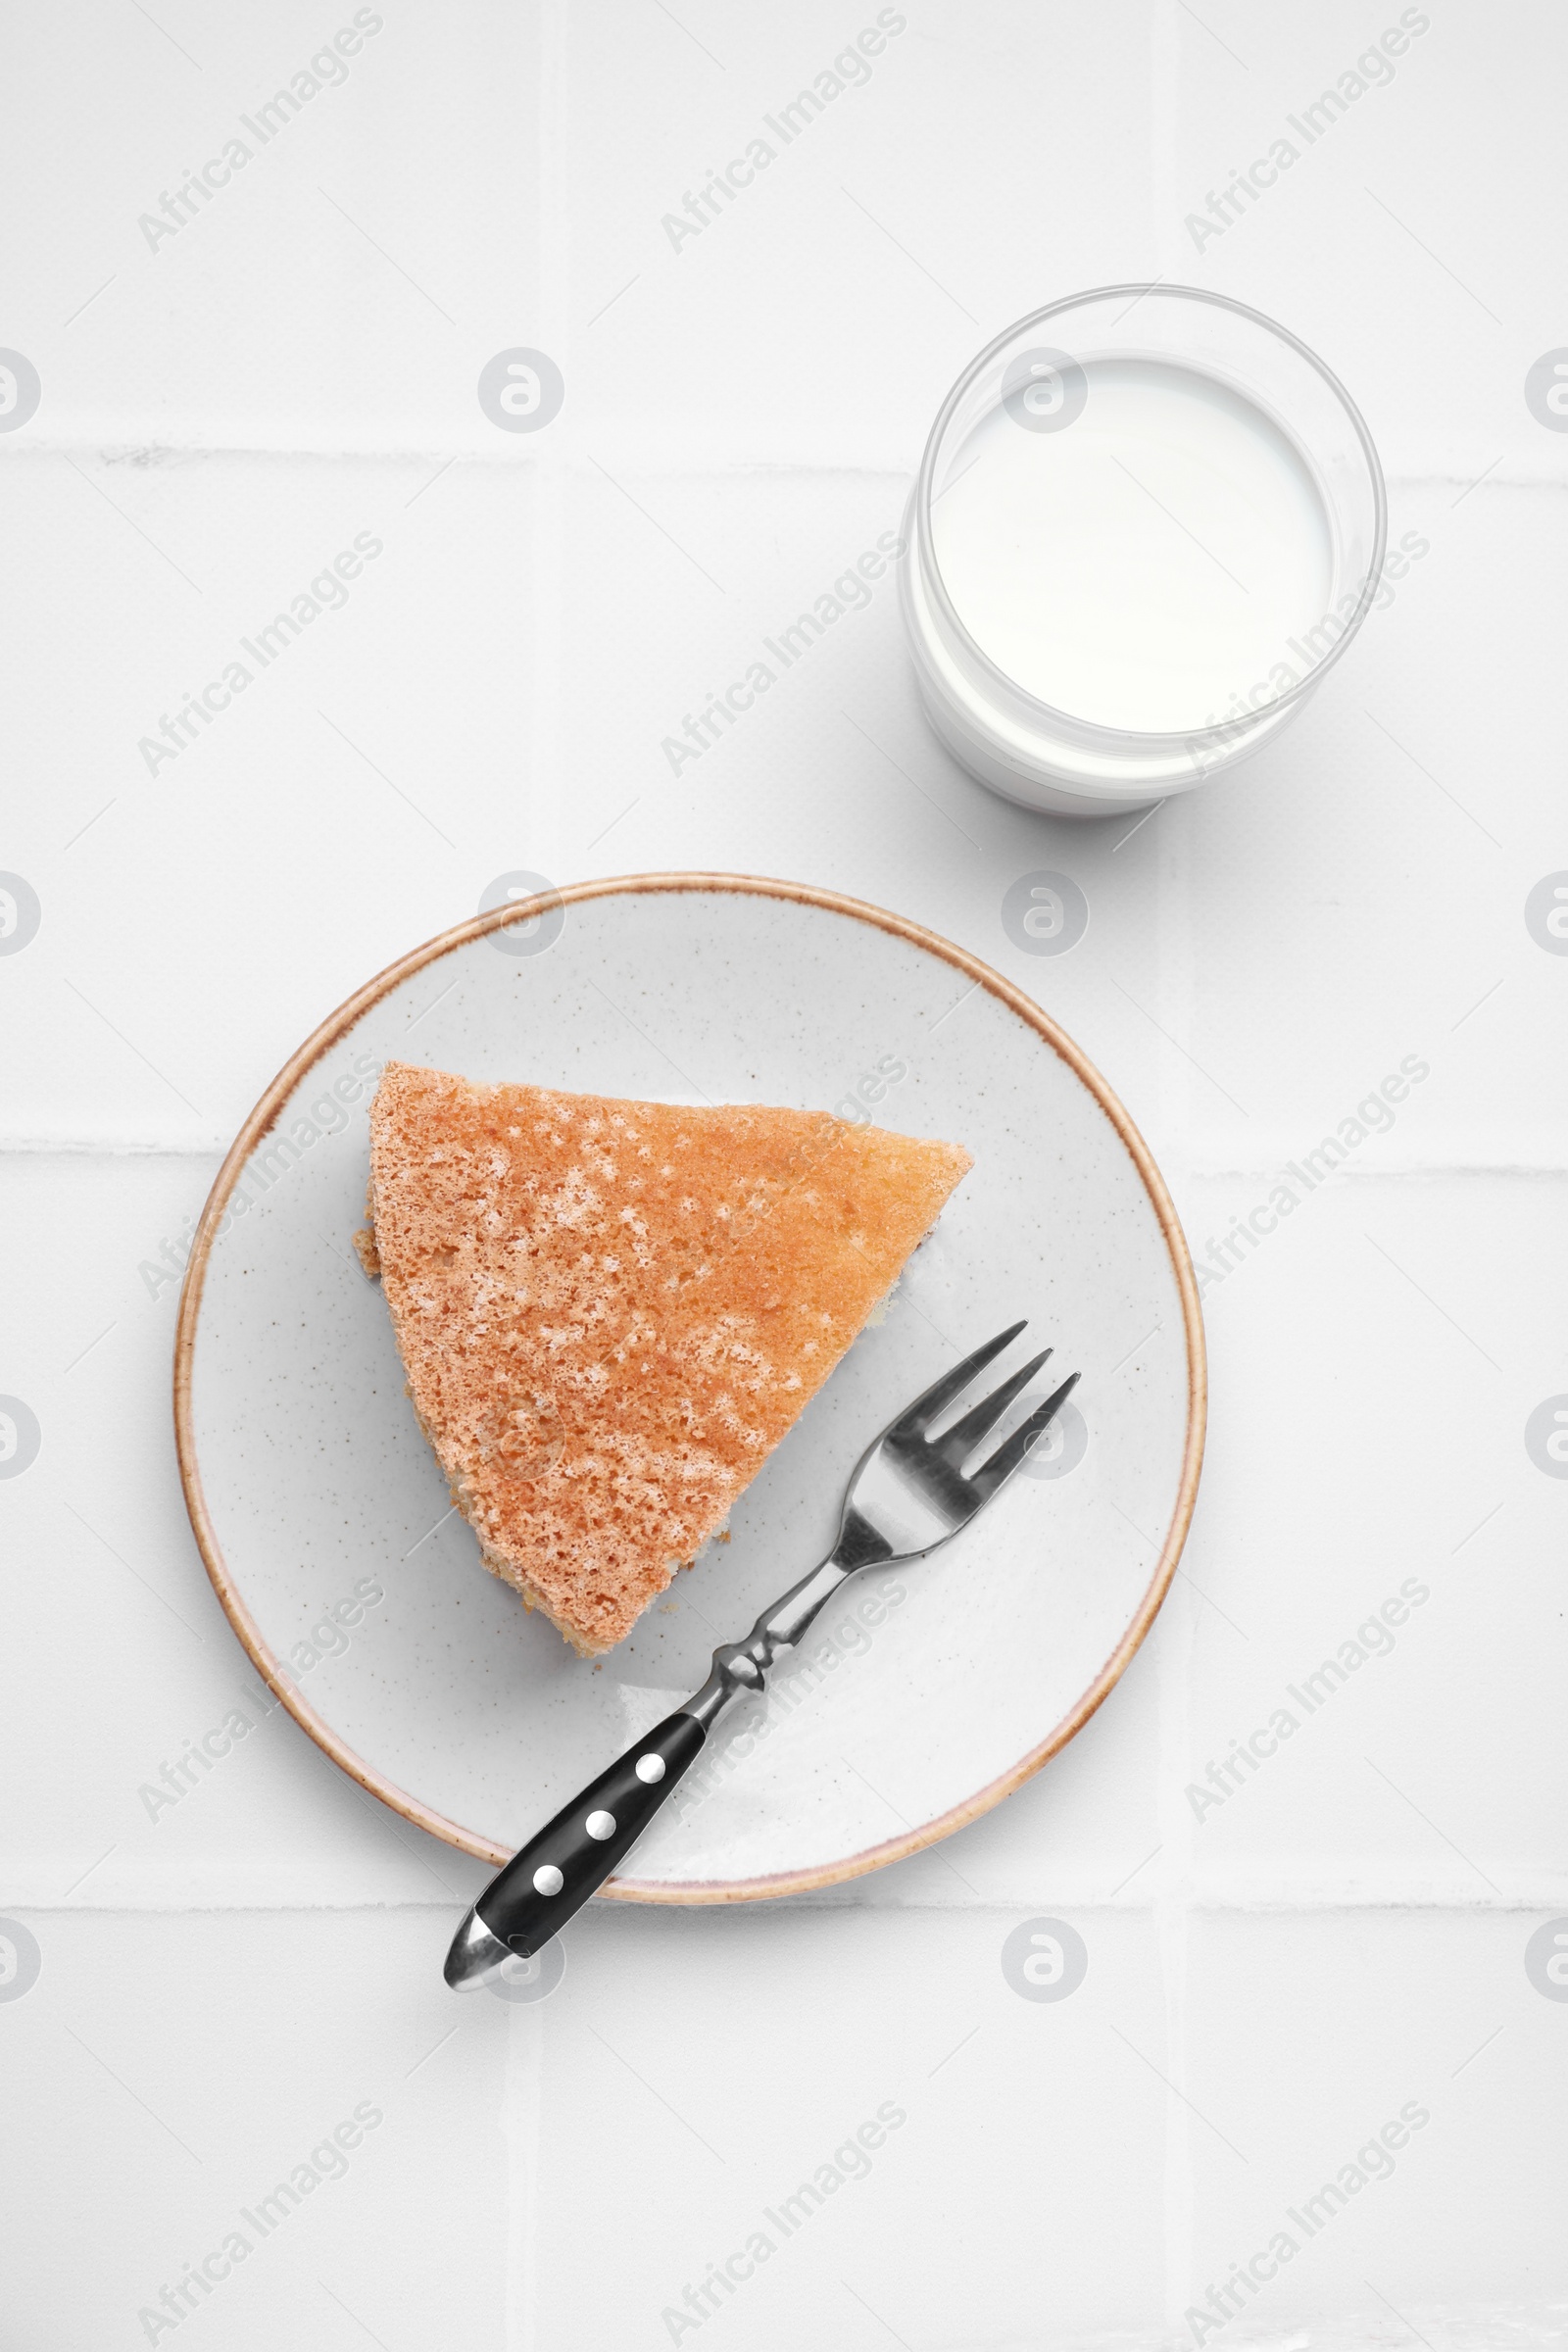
[1150, 12, 1200, 2314]
[507, 12, 569, 2347]
[526, 0, 571, 917]
[15, 1886, 1565, 1915]
[2, 443, 1561, 488]
[505, 1997, 545, 2352]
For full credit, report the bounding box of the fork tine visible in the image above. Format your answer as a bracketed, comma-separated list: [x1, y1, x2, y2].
[970, 1372, 1081, 1498]
[890, 1321, 1026, 1438]
[935, 1348, 1053, 1462]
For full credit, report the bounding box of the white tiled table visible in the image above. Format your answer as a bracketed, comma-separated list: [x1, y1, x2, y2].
[4, 4, 1566, 2345]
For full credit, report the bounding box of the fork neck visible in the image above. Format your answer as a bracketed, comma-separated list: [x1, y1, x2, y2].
[682, 1554, 856, 1731]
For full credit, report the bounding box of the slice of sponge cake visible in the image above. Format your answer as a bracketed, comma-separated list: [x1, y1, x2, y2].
[365, 1060, 971, 1655]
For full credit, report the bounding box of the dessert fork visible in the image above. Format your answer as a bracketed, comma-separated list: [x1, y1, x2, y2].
[445, 1322, 1079, 1989]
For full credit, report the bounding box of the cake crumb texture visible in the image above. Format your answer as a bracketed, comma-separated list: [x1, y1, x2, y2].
[368, 1061, 971, 1655]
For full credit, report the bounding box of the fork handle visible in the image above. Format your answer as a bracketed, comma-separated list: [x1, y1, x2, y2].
[473, 1710, 708, 1958]
[453, 1558, 853, 1982]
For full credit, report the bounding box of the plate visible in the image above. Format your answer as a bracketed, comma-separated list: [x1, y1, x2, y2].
[174, 875, 1204, 1901]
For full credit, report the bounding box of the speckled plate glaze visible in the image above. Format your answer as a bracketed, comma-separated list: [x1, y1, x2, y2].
[175, 876, 1204, 1901]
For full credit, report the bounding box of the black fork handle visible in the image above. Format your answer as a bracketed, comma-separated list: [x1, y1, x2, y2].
[474, 1710, 708, 1956]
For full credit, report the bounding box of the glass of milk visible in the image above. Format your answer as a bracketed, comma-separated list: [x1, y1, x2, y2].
[901, 286, 1386, 817]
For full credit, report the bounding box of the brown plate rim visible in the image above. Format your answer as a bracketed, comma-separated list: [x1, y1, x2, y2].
[173, 871, 1206, 1903]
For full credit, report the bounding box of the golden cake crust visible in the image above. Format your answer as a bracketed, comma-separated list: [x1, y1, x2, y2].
[367, 1061, 971, 1655]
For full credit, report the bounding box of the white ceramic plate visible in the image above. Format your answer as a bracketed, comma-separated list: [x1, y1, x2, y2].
[175, 876, 1204, 1901]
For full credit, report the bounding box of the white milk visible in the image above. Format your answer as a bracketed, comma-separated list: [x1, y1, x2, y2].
[930, 357, 1334, 737]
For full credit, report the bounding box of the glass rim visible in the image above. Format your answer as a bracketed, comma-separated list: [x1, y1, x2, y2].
[913, 282, 1390, 749]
